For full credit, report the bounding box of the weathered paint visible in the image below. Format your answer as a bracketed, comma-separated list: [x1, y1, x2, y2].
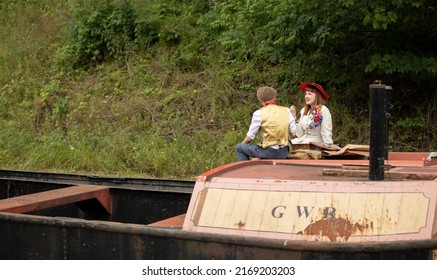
[183, 160, 437, 243]
[1, 212, 435, 259]
[0, 185, 112, 214]
[186, 187, 431, 241]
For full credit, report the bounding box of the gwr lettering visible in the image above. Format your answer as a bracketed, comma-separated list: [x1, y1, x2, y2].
[296, 206, 313, 218]
[271, 206, 286, 218]
[323, 207, 336, 219]
[271, 205, 337, 219]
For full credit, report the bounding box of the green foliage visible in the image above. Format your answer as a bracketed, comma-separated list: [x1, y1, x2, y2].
[59, 0, 138, 68]
[198, 0, 437, 90]
[366, 54, 437, 74]
[391, 117, 428, 151]
[1, 0, 436, 180]
[134, 14, 161, 47]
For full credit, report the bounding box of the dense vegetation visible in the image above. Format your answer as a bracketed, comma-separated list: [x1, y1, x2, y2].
[1, 0, 436, 179]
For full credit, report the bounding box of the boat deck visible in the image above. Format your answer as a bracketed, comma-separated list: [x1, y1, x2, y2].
[201, 152, 437, 181]
[211, 161, 437, 181]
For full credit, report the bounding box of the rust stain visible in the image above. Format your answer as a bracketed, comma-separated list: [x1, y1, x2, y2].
[298, 217, 368, 242]
[236, 221, 245, 229]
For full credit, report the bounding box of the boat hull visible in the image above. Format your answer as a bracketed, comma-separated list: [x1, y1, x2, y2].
[0, 212, 434, 260]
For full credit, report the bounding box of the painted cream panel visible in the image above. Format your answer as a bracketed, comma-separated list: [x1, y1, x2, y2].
[191, 188, 429, 236]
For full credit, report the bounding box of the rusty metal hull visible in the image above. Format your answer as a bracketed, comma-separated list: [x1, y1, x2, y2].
[0, 212, 435, 260]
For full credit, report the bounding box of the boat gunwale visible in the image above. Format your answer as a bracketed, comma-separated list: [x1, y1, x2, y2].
[1, 211, 436, 253]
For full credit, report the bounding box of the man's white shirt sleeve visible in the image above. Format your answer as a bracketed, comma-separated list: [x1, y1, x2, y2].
[246, 109, 261, 139]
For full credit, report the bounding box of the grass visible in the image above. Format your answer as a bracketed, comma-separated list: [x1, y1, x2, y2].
[0, 1, 435, 180]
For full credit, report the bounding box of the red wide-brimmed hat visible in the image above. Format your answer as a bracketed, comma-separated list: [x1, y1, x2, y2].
[299, 82, 329, 101]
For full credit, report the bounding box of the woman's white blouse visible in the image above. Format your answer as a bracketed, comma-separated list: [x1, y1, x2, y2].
[291, 105, 333, 145]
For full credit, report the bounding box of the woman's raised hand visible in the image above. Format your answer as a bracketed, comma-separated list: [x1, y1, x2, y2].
[290, 105, 296, 118]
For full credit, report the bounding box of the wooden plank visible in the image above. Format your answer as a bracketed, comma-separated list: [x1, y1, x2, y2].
[147, 214, 185, 228]
[322, 167, 437, 180]
[0, 185, 112, 214]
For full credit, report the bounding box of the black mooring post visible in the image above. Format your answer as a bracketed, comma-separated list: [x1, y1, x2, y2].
[369, 82, 387, 181]
[384, 85, 392, 160]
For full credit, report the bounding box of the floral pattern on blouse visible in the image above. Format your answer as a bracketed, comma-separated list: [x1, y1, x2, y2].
[306, 104, 323, 130]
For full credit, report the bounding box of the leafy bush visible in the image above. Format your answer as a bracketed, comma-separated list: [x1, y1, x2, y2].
[59, 0, 138, 69]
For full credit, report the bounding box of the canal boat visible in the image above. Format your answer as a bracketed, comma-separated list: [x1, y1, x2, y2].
[0, 148, 436, 260]
[0, 83, 436, 259]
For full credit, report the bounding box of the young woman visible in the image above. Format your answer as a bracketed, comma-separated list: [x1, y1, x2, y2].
[290, 82, 333, 147]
